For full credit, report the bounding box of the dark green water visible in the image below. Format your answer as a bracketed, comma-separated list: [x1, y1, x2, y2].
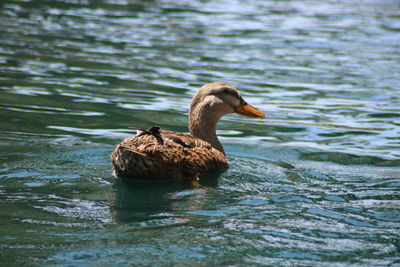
[1, 0, 399, 265]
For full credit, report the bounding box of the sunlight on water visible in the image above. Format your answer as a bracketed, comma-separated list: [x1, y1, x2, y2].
[0, 0, 399, 265]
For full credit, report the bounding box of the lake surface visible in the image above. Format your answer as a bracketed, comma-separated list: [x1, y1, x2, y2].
[1, 0, 400, 265]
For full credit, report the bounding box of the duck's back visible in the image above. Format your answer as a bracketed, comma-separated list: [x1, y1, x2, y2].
[111, 127, 228, 180]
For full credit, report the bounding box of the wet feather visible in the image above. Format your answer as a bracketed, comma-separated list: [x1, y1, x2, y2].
[111, 128, 227, 180]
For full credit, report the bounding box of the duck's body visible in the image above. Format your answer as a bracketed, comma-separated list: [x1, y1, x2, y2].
[111, 82, 264, 181]
[112, 126, 227, 180]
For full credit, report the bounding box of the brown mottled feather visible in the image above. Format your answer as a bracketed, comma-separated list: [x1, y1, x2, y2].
[111, 128, 228, 181]
[111, 82, 264, 181]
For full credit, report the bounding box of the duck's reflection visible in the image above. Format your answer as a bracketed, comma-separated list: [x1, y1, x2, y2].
[110, 174, 220, 223]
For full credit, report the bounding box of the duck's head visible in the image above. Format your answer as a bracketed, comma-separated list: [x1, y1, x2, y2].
[189, 82, 265, 120]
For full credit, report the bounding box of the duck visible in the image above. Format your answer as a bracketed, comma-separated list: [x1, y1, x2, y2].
[111, 82, 264, 181]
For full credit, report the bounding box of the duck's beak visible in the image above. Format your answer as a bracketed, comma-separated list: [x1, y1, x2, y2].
[234, 99, 265, 118]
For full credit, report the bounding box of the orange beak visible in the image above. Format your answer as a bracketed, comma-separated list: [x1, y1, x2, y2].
[234, 101, 265, 118]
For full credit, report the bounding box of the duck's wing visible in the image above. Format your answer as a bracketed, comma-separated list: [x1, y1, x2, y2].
[111, 127, 227, 180]
[159, 130, 212, 149]
[127, 126, 210, 148]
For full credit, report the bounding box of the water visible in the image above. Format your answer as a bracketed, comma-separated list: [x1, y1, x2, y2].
[1, 0, 399, 265]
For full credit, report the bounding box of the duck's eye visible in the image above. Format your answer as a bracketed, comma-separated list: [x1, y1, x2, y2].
[220, 88, 239, 98]
[221, 88, 230, 94]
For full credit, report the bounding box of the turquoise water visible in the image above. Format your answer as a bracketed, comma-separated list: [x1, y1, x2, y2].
[1, 0, 399, 265]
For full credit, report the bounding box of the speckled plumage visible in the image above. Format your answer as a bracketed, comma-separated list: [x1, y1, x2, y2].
[111, 127, 227, 180]
[111, 82, 264, 181]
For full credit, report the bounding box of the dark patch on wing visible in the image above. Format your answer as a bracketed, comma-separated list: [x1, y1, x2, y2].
[136, 126, 164, 145]
[160, 130, 212, 149]
[168, 135, 194, 148]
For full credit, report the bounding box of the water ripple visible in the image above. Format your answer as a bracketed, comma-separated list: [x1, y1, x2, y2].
[1, 0, 399, 265]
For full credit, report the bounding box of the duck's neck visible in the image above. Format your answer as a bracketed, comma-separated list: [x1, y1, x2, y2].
[189, 107, 225, 155]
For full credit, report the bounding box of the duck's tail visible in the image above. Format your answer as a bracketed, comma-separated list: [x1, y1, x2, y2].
[111, 144, 147, 178]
